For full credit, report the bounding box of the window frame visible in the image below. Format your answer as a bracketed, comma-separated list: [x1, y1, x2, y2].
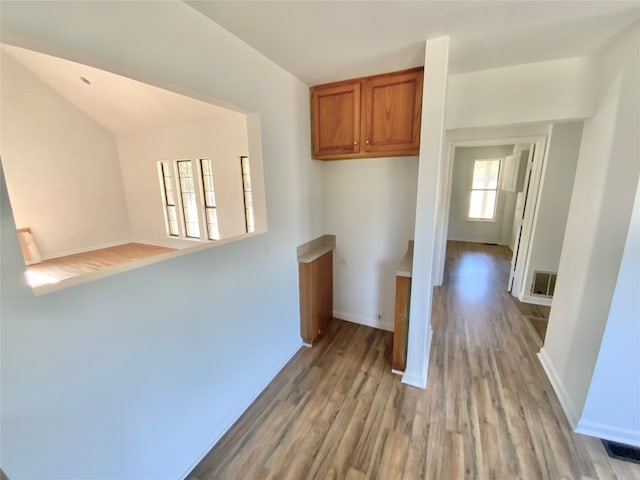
[467, 158, 501, 222]
[199, 157, 220, 241]
[176, 159, 201, 239]
[240, 156, 255, 233]
[158, 161, 180, 237]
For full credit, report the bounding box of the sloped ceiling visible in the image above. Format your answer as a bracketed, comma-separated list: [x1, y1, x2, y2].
[1, 43, 241, 135]
[186, 0, 640, 85]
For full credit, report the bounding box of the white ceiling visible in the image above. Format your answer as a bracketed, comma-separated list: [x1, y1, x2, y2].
[1, 44, 241, 135]
[186, 0, 640, 85]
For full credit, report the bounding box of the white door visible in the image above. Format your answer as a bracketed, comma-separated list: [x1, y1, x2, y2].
[508, 146, 535, 292]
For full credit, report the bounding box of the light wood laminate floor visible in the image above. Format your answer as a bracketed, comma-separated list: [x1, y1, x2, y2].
[25, 243, 175, 287]
[188, 241, 639, 480]
[515, 300, 551, 345]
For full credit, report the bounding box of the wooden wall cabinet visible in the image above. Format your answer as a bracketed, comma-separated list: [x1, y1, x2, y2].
[299, 251, 333, 345]
[310, 67, 423, 160]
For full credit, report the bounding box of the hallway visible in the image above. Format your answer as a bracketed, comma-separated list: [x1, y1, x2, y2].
[188, 241, 639, 479]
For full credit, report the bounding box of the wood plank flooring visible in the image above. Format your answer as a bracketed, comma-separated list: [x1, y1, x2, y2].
[513, 298, 551, 344]
[188, 240, 640, 480]
[25, 243, 175, 287]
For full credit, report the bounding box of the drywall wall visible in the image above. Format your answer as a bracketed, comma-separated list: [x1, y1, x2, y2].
[521, 122, 582, 303]
[0, 2, 323, 479]
[447, 144, 515, 244]
[539, 23, 640, 428]
[323, 156, 418, 331]
[446, 56, 597, 129]
[0, 51, 131, 259]
[577, 174, 640, 446]
[116, 115, 249, 248]
[405, 36, 449, 389]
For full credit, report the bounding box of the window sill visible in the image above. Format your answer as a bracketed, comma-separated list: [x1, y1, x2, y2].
[466, 217, 497, 223]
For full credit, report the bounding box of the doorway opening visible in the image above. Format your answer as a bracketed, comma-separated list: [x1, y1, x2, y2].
[437, 134, 552, 344]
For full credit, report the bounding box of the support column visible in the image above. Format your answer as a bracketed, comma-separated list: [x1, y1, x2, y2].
[403, 36, 449, 389]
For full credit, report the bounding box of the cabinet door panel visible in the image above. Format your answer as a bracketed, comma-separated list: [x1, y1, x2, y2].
[363, 69, 422, 155]
[311, 82, 360, 158]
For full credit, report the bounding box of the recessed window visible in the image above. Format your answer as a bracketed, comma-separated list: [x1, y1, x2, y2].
[468, 159, 501, 220]
[241, 156, 255, 233]
[159, 162, 179, 236]
[199, 158, 220, 240]
[177, 160, 200, 239]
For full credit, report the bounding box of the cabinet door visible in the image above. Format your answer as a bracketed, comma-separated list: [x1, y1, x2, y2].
[311, 81, 361, 159]
[363, 69, 422, 156]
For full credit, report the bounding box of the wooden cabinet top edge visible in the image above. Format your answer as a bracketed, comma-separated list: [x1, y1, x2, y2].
[313, 151, 420, 161]
[309, 66, 424, 90]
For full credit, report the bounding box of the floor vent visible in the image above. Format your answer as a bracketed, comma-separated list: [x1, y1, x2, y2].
[531, 271, 557, 297]
[602, 439, 640, 464]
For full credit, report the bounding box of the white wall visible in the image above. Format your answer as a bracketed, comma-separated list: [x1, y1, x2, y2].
[323, 157, 418, 331]
[522, 122, 582, 302]
[0, 2, 323, 479]
[447, 144, 515, 244]
[0, 51, 131, 258]
[405, 36, 449, 389]
[577, 174, 640, 446]
[539, 23, 640, 429]
[446, 56, 597, 129]
[116, 116, 249, 248]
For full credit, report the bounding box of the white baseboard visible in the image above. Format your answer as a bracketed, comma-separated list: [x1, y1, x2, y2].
[520, 294, 553, 307]
[401, 326, 433, 390]
[576, 419, 640, 447]
[333, 310, 394, 332]
[180, 341, 302, 480]
[447, 237, 511, 247]
[41, 239, 130, 260]
[402, 371, 427, 389]
[538, 347, 579, 427]
[131, 237, 196, 250]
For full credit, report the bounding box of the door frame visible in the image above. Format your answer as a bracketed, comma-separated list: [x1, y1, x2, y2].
[434, 133, 550, 299]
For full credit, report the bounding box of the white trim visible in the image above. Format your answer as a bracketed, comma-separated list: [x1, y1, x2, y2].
[179, 341, 302, 480]
[511, 135, 551, 299]
[333, 311, 394, 332]
[391, 369, 405, 376]
[402, 371, 427, 389]
[131, 236, 199, 249]
[402, 325, 432, 389]
[538, 347, 579, 427]
[575, 420, 640, 447]
[519, 294, 553, 307]
[447, 236, 507, 245]
[40, 239, 130, 260]
[435, 131, 550, 288]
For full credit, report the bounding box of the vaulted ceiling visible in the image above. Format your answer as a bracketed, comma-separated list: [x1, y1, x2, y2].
[186, 0, 640, 85]
[1, 43, 241, 135]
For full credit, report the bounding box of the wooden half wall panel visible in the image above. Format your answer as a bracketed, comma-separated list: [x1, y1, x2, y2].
[17, 227, 41, 265]
[299, 251, 333, 345]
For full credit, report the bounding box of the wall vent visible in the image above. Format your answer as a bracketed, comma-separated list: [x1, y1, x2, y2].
[531, 271, 557, 297]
